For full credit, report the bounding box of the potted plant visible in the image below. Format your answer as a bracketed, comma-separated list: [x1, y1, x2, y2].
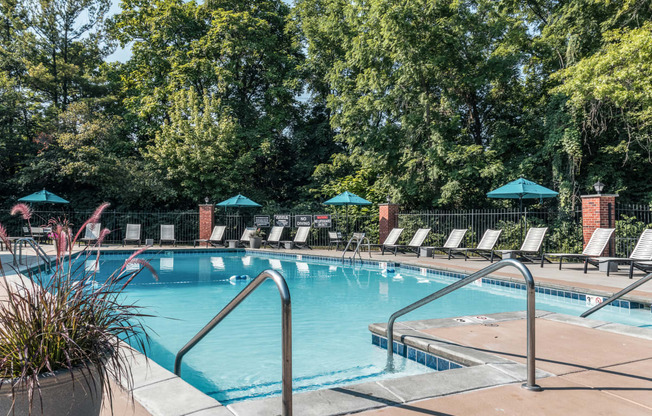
[0, 203, 156, 416]
[250, 228, 265, 249]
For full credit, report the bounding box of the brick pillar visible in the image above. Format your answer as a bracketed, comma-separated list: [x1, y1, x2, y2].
[199, 204, 215, 241]
[581, 194, 617, 256]
[379, 203, 399, 244]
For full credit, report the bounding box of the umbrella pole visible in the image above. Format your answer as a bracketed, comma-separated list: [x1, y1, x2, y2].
[519, 197, 524, 245]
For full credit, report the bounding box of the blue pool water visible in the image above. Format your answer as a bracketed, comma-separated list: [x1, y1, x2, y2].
[87, 251, 651, 404]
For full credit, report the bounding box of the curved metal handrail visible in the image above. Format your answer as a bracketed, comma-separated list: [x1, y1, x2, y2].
[581, 272, 652, 318]
[174, 269, 292, 416]
[12, 237, 52, 271]
[385, 259, 541, 391]
[342, 233, 371, 263]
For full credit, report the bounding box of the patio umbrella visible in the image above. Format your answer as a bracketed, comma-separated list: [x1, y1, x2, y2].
[487, 178, 558, 241]
[216, 194, 261, 238]
[324, 191, 372, 236]
[18, 189, 69, 204]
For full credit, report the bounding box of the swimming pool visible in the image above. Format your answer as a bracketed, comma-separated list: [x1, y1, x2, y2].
[89, 251, 651, 404]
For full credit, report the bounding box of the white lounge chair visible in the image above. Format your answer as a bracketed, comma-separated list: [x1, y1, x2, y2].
[432, 229, 467, 259]
[240, 227, 256, 247]
[598, 229, 652, 279]
[377, 228, 404, 255]
[123, 224, 142, 246]
[450, 229, 502, 262]
[494, 227, 548, 262]
[159, 224, 176, 246]
[395, 228, 431, 257]
[79, 223, 101, 246]
[328, 231, 345, 250]
[282, 226, 311, 249]
[263, 226, 285, 248]
[541, 228, 615, 271]
[194, 225, 226, 247]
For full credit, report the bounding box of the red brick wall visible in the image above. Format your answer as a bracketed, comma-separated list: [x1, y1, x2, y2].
[379, 203, 399, 243]
[581, 195, 617, 256]
[199, 204, 215, 241]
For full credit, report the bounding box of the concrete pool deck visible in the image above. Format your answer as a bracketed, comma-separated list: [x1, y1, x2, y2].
[1, 244, 651, 415]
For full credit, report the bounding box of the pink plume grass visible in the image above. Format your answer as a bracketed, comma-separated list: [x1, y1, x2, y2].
[96, 228, 111, 247]
[10, 203, 32, 220]
[120, 247, 150, 273]
[0, 224, 11, 255]
[72, 203, 110, 245]
[120, 258, 158, 289]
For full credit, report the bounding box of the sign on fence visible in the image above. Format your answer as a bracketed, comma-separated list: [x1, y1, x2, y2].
[274, 215, 290, 227]
[314, 214, 332, 228]
[295, 215, 312, 227]
[254, 216, 270, 227]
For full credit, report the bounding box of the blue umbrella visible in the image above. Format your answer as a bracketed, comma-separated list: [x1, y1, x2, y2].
[487, 178, 558, 241]
[324, 191, 372, 236]
[18, 189, 69, 204]
[216, 194, 261, 208]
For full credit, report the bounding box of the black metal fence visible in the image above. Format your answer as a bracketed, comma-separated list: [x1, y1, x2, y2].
[216, 211, 379, 247]
[615, 204, 652, 257]
[397, 208, 583, 253]
[0, 210, 199, 245]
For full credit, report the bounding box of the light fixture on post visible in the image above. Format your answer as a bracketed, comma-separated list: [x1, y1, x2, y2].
[593, 181, 605, 195]
[204, 196, 209, 204]
[386, 195, 391, 204]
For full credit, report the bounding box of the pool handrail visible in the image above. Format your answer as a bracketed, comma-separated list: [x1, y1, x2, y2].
[342, 232, 371, 263]
[581, 271, 652, 318]
[385, 258, 542, 391]
[173, 269, 292, 416]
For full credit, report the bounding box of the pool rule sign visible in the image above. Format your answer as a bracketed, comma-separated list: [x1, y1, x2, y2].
[295, 215, 312, 227]
[254, 216, 270, 227]
[314, 214, 332, 228]
[274, 214, 290, 227]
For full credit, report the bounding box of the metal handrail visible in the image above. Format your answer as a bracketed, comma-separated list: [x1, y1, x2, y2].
[385, 259, 541, 391]
[581, 272, 652, 318]
[12, 237, 52, 270]
[341, 233, 371, 263]
[174, 269, 292, 416]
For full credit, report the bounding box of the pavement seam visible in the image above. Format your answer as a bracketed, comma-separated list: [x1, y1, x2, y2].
[600, 390, 652, 412]
[374, 381, 406, 403]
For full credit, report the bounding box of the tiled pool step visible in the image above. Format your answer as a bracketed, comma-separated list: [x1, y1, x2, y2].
[372, 334, 464, 371]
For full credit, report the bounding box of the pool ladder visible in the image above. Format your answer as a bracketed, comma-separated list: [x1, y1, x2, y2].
[581, 271, 652, 318]
[385, 259, 542, 391]
[342, 232, 371, 264]
[173, 270, 293, 416]
[12, 237, 52, 271]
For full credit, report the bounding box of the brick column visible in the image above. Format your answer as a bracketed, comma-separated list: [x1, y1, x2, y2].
[199, 204, 215, 241]
[581, 194, 617, 256]
[379, 203, 399, 244]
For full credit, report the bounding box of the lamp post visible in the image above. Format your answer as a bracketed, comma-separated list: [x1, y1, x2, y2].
[593, 181, 605, 195]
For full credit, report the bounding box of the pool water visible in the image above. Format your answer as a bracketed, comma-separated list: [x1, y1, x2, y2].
[87, 252, 651, 404]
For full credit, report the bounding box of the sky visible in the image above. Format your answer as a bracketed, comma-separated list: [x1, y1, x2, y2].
[106, 0, 132, 62]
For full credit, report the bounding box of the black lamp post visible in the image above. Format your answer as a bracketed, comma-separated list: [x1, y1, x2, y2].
[593, 181, 605, 195]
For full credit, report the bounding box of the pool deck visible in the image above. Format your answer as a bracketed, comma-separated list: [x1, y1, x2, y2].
[1, 244, 652, 415]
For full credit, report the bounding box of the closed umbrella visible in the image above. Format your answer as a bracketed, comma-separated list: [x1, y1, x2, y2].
[324, 191, 372, 237]
[487, 178, 558, 242]
[18, 189, 69, 204]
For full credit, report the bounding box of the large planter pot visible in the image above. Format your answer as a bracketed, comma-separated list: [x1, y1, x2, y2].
[250, 236, 262, 249]
[0, 366, 103, 416]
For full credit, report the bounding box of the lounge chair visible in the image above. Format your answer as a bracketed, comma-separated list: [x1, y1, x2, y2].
[194, 225, 226, 247]
[376, 228, 404, 255]
[449, 229, 502, 262]
[239, 227, 256, 247]
[395, 228, 431, 257]
[123, 224, 142, 246]
[282, 226, 311, 250]
[263, 226, 285, 248]
[79, 223, 102, 246]
[597, 229, 652, 279]
[541, 228, 615, 271]
[432, 229, 467, 259]
[159, 224, 176, 246]
[494, 227, 548, 262]
[328, 231, 344, 250]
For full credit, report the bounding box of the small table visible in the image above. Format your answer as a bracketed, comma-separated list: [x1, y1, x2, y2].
[283, 241, 294, 249]
[226, 240, 238, 249]
[598, 258, 619, 273]
[420, 247, 433, 258]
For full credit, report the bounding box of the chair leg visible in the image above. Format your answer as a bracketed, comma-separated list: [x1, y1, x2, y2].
[629, 262, 634, 279]
[559, 257, 563, 270]
[584, 259, 589, 274]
